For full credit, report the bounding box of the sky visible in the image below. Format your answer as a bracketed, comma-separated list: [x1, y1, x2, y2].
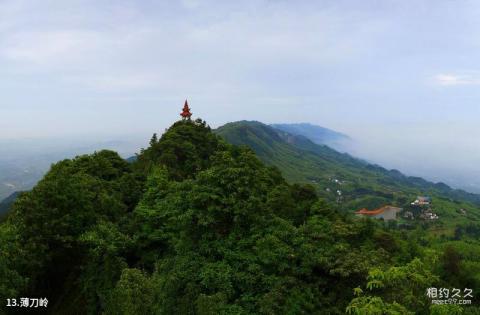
[1, 0, 480, 192]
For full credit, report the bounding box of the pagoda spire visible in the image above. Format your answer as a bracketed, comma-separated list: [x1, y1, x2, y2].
[180, 99, 192, 120]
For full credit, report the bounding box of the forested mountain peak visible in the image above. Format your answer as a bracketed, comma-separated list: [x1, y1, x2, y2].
[135, 118, 224, 180]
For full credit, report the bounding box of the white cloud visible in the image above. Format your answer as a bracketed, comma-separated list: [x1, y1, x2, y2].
[1, 30, 101, 64]
[434, 73, 480, 86]
[0, 1, 389, 93]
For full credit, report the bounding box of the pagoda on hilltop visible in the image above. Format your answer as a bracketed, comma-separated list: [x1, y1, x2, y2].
[180, 100, 192, 120]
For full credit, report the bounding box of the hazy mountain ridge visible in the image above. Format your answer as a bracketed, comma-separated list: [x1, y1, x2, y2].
[271, 123, 351, 152]
[273, 123, 480, 195]
[272, 122, 480, 206]
[215, 121, 480, 214]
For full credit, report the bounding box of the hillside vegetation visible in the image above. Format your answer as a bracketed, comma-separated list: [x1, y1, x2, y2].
[0, 118, 479, 314]
[215, 121, 480, 232]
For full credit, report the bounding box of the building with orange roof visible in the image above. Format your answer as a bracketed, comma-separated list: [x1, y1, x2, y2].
[355, 205, 402, 221]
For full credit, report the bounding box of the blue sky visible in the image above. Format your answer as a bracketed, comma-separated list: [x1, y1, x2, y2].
[1, 0, 480, 191]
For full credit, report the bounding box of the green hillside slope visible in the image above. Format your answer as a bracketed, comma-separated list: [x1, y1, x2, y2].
[215, 121, 480, 228]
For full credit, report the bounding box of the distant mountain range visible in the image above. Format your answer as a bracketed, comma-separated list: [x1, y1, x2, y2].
[215, 121, 480, 220]
[272, 123, 480, 196]
[271, 123, 351, 152]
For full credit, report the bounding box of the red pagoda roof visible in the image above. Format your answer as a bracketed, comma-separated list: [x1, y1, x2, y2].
[355, 205, 401, 216]
[355, 208, 385, 215]
[180, 100, 192, 119]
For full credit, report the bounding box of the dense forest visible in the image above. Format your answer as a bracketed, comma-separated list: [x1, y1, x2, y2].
[1, 118, 479, 314]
